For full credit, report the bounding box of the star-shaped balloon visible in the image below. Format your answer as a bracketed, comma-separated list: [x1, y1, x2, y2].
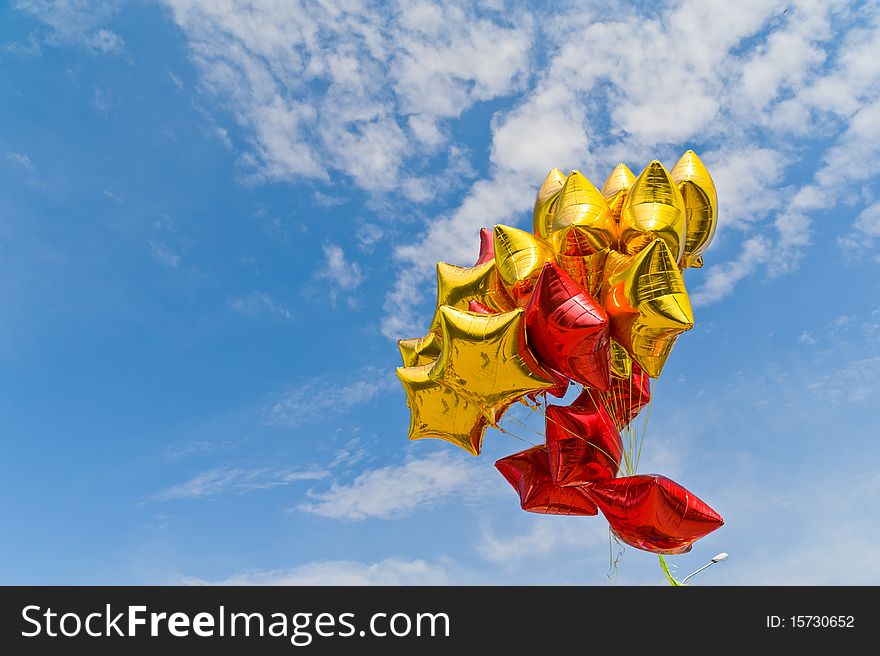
[429, 305, 555, 424]
[609, 339, 633, 379]
[601, 238, 694, 378]
[670, 150, 718, 269]
[532, 168, 566, 239]
[545, 402, 622, 486]
[493, 225, 556, 306]
[573, 361, 651, 430]
[618, 160, 686, 263]
[396, 362, 489, 456]
[524, 262, 610, 391]
[474, 227, 495, 265]
[398, 331, 442, 367]
[496, 445, 598, 515]
[602, 162, 636, 225]
[547, 170, 615, 257]
[427, 259, 515, 334]
[585, 474, 724, 554]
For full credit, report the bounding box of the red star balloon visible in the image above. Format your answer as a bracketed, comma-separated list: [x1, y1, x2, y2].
[524, 262, 611, 391]
[573, 361, 650, 429]
[545, 403, 622, 486]
[585, 475, 724, 554]
[475, 227, 495, 265]
[495, 446, 597, 515]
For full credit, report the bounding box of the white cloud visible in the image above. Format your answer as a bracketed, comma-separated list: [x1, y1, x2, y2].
[180, 557, 452, 585]
[14, 0, 125, 54]
[477, 517, 607, 565]
[148, 240, 181, 268]
[298, 451, 493, 520]
[315, 243, 363, 304]
[6, 152, 34, 170]
[229, 291, 293, 320]
[153, 466, 328, 501]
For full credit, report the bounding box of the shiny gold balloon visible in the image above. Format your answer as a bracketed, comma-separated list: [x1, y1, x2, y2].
[429, 305, 555, 423]
[555, 250, 608, 298]
[396, 363, 489, 456]
[398, 331, 442, 367]
[547, 171, 615, 256]
[533, 168, 566, 239]
[670, 150, 718, 269]
[493, 225, 556, 305]
[601, 238, 694, 378]
[428, 260, 515, 334]
[618, 161, 687, 263]
[609, 339, 633, 379]
[602, 162, 636, 226]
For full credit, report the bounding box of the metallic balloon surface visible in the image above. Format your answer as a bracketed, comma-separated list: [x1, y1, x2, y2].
[396, 363, 488, 456]
[493, 225, 556, 305]
[429, 305, 555, 424]
[602, 162, 636, 227]
[524, 262, 610, 391]
[670, 150, 718, 269]
[545, 403, 622, 486]
[585, 474, 724, 554]
[428, 260, 515, 334]
[547, 171, 615, 256]
[601, 238, 694, 377]
[533, 168, 566, 239]
[618, 161, 686, 262]
[496, 446, 598, 515]
[398, 331, 442, 367]
[475, 227, 496, 265]
[609, 339, 633, 379]
[574, 361, 651, 429]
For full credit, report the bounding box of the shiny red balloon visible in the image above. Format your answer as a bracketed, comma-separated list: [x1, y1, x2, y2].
[525, 263, 610, 391]
[496, 446, 597, 515]
[545, 403, 622, 486]
[475, 227, 495, 265]
[585, 475, 723, 554]
[573, 361, 650, 429]
[467, 299, 495, 314]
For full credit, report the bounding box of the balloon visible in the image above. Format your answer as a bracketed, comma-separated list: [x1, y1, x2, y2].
[429, 305, 555, 424]
[396, 362, 489, 456]
[475, 227, 495, 265]
[524, 262, 610, 391]
[527, 372, 569, 402]
[427, 260, 516, 334]
[585, 475, 724, 554]
[545, 403, 622, 486]
[493, 225, 556, 306]
[670, 150, 718, 269]
[601, 238, 694, 378]
[533, 168, 566, 239]
[554, 250, 608, 299]
[467, 299, 495, 314]
[546, 171, 615, 256]
[496, 445, 598, 515]
[609, 339, 633, 379]
[574, 361, 650, 429]
[602, 162, 636, 226]
[618, 161, 686, 263]
[398, 331, 442, 367]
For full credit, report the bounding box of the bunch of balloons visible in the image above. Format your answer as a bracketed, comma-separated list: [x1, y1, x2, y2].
[397, 151, 723, 556]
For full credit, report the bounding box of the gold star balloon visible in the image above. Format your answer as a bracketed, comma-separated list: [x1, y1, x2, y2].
[427, 260, 515, 334]
[618, 161, 687, 263]
[493, 225, 556, 305]
[601, 238, 694, 378]
[602, 162, 636, 225]
[670, 150, 718, 269]
[609, 339, 633, 379]
[398, 331, 442, 367]
[547, 170, 616, 256]
[532, 168, 566, 239]
[396, 363, 489, 456]
[429, 305, 555, 423]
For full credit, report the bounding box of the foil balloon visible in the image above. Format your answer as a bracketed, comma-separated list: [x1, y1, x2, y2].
[585, 475, 724, 554]
[396, 362, 489, 456]
[573, 361, 651, 429]
[524, 262, 610, 391]
[467, 299, 495, 314]
[602, 162, 636, 225]
[533, 168, 566, 239]
[609, 339, 633, 379]
[493, 225, 556, 305]
[496, 446, 598, 515]
[474, 227, 495, 266]
[545, 403, 622, 486]
[618, 161, 687, 263]
[427, 260, 515, 334]
[547, 171, 615, 257]
[398, 331, 442, 367]
[527, 372, 569, 402]
[429, 305, 555, 424]
[601, 238, 694, 378]
[670, 151, 718, 269]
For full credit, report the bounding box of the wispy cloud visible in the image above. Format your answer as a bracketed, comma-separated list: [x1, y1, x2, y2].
[314, 243, 363, 305]
[229, 292, 293, 320]
[148, 240, 181, 268]
[14, 0, 125, 54]
[152, 466, 328, 501]
[6, 152, 34, 170]
[297, 451, 494, 521]
[179, 557, 452, 585]
[477, 517, 608, 565]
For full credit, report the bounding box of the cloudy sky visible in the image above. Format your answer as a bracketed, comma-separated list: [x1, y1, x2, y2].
[2, 0, 879, 585]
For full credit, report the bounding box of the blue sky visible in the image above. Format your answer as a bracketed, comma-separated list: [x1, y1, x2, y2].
[1, 0, 879, 585]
